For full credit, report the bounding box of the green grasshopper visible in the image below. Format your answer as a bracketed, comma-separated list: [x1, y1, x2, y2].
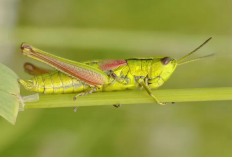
[19, 37, 214, 105]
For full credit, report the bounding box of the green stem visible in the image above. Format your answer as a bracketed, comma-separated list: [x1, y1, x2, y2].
[24, 87, 232, 109]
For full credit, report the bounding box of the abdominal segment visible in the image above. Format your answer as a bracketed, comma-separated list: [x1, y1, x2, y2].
[30, 71, 86, 94]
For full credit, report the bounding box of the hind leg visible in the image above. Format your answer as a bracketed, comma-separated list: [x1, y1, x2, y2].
[24, 62, 51, 76]
[73, 86, 99, 101]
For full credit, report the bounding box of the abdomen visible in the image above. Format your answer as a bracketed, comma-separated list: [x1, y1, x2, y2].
[19, 71, 87, 94]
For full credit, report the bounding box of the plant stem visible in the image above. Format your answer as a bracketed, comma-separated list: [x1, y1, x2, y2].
[24, 87, 232, 109]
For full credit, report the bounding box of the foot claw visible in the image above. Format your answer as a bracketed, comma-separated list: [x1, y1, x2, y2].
[158, 102, 167, 105]
[158, 102, 175, 105]
[113, 104, 121, 108]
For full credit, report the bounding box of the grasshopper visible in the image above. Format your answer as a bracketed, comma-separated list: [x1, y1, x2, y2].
[19, 37, 214, 105]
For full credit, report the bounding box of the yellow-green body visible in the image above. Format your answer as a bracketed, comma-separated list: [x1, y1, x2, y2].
[19, 57, 177, 94]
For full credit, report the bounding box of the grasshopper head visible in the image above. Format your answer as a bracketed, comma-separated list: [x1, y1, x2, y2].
[148, 56, 178, 89]
[148, 37, 215, 89]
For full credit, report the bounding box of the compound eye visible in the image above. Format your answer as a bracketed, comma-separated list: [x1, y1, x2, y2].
[161, 57, 171, 65]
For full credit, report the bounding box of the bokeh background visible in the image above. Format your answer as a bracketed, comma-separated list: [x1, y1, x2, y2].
[1, 0, 232, 157]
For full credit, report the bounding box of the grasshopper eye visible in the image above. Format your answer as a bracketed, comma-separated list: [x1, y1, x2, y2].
[161, 57, 171, 65]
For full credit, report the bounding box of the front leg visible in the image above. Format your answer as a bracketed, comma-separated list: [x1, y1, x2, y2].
[137, 78, 166, 105]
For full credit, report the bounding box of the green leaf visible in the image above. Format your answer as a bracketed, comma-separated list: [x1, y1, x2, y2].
[0, 63, 21, 125]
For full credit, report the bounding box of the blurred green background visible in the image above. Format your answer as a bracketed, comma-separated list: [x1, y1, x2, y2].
[1, 0, 232, 157]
